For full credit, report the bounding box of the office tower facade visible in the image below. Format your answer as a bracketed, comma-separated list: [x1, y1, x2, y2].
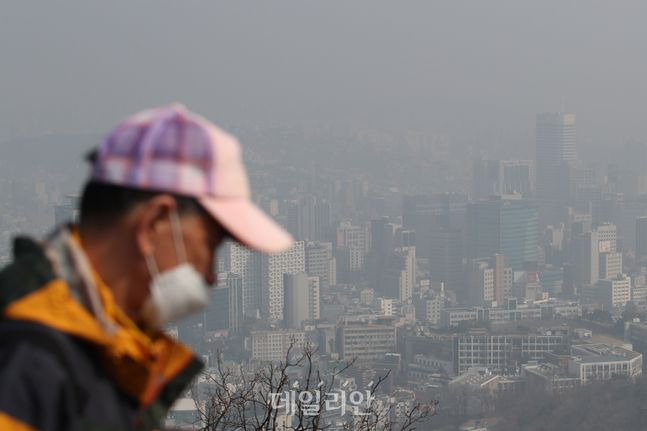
[384, 245, 416, 302]
[454, 333, 565, 374]
[616, 142, 647, 196]
[491, 254, 513, 305]
[365, 218, 396, 294]
[472, 159, 534, 200]
[360, 288, 375, 305]
[305, 241, 336, 290]
[599, 252, 622, 280]
[466, 199, 539, 271]
[464, 256, 511, 306]
[336, 323, 397, 362]
[402, 195, 434, 259]
[535, 113, 577, 225]
[573, 183, 602, 222]
[374, 297, 394, 316]
[206, 287, 229, 331]
[370, 217, 395, 255]
[251, 330, 307, 362]
[598, 275, 631, 310]
[394, 228, 417, 301]
[466, 259, 495, 306]
[287, 196, 331, 241]
[283, 276, 308, 330]
[437, 192, 469, 231]
[396, 228, 416, 248]
[225, 242, 262, 318]
[335, 221, 371, 255]
[573, 231, 599, 287]
[307, 276, 321, 322]
[335, 221, 370, 269]
[423, 287, 447, 325]
[283, 273, 320, 328]
[429, 228, 463, 294]
[636, 217, 647, 261]
[205, 272, 243, 333]
[262, 241, 305, 321]
[597, 223, 617, 253]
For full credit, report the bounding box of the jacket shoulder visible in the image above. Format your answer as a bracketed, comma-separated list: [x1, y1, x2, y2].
[0, 236, 57, 309]
[0, 320, 78, 431]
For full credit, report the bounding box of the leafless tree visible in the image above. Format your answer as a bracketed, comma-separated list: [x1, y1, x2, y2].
[192, 343, 438, 430]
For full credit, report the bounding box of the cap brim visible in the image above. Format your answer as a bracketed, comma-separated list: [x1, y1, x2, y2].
[199, 197, 293, 253]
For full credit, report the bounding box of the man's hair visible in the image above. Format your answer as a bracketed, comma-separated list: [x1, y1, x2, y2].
[79, 181, 208, 227]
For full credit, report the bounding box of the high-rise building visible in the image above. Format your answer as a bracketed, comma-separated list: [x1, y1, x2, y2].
[307, 276, 321, 322]
[636, 217, 647, 261]
[573, 231, 599, 288]
[205, 272, 243, 333]
[335, 221, 371, 254]
[535, 113, 577, 225]
[395, 229, 416, 301]
[599, 252, 622, 280]
[491, 254, 512, 305]
[402, 195, 434, 259]
[616, 142, 647, 196]
[598, 275, 631, 310]
[422, 286, 447, 325]
[283, 273, 320, 328]
[366, 218, 397, 291]
[370, 217, 396, 256]
[573, 184, 602, 222]
[262, 241, 305, 321]
[464, 256, 511, 307]
[225, 242, 262, 318]
[283, 273, 308, 329]
[472, 159, 534, 199]
[597, 223, 617, 253]
[466, 259, 494, 306]
[206, 287, 229, 331]
[384, 245, 416, 302]
[305, 241, 336, 290]
[287, 196, 331, 241]
[335, 221, 370, 271]
[466, 198, 539, 271]
[429, 228, 463, 294]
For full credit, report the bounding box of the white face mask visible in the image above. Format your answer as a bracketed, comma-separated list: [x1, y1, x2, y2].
[141, 210, 210, 329]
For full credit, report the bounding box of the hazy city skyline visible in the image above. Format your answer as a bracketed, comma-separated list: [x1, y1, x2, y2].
[3, 2, 647, 430]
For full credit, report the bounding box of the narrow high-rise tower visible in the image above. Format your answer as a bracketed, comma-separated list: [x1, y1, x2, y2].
[535, 113, 576, 226]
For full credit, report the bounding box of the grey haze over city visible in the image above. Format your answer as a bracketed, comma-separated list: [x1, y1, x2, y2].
[1, 1, 647, 143]
[3, 1, 647, 431]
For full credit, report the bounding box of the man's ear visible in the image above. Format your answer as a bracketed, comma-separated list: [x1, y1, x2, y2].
[132, 195, 178, 257]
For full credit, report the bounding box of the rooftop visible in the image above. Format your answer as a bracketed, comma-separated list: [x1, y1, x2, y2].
[571, 344, 641, 363]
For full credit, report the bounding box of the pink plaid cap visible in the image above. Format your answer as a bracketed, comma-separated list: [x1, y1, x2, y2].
[91, 103, 293, 253]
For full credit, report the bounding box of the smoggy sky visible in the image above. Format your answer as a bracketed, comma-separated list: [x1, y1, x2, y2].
[1, 1, 646, 146]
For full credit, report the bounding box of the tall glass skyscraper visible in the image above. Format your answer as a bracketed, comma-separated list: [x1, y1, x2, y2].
[535, 113, 577, 226]
[466, 198, 539, 271]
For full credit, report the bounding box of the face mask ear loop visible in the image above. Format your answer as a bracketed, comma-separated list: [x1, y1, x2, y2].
[170, 209, 188, 264]
[144, 253, 160, 279]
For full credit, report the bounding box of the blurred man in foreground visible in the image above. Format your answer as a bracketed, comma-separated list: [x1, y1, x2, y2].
[0, 104, 292, 430]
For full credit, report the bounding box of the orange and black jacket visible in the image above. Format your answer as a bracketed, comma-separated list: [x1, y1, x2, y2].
[0, 229, 203, 431]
